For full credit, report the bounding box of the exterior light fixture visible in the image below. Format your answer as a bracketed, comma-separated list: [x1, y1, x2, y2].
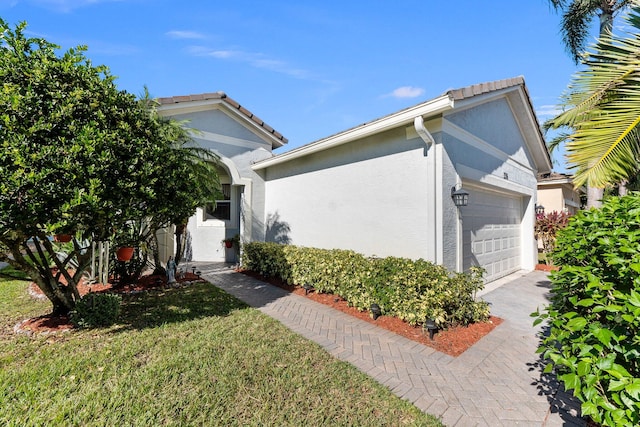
[196, 270, 201, 278]
[370, 303, 382, 320]
[192, 266, 196, 275]
[424, 318, 438, 340]
[535, 204, 545, 215]
[303, 283, 313, 295]
[451, 185, 469, 207]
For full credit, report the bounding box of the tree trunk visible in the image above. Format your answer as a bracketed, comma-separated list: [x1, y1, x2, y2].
[619, 180, 628, 196]
[587, 185, 604, 209]
[599, 7, 614, 35]
[174, 223, 187, 265]
[3, 236, 87, 315]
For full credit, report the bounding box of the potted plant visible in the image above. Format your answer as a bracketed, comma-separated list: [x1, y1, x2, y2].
[113, 222, 138, 262]
[53, 233, 73, 243]
[222, 234, 240, 249]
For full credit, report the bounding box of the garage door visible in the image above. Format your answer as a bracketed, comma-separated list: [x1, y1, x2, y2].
[462, 187, 522, 283]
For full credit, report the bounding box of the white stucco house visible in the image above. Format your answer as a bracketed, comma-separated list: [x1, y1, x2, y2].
[157, 92, 288, 264]
[159, 76, 552, 284]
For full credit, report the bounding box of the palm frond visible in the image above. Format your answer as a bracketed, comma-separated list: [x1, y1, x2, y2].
[561, 1, 597, 62]
[546, 130, 572, 154]
[549, 6, 640, 187]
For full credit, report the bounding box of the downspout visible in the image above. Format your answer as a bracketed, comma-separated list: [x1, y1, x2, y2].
[414, 116, 440, 264]
[414, 116, 434, 150]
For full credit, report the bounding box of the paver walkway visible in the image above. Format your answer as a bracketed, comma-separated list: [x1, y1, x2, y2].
[197, 264, 585, 427]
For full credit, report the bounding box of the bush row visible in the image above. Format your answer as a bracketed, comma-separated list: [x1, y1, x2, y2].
[242, 242, 489, 328]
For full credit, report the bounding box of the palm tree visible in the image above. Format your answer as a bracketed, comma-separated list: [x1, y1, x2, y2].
[547, 0, 634, 206]
[550, 0, 633, 63]
[138, 88, 222, 268]
[545, 6, 640, 189]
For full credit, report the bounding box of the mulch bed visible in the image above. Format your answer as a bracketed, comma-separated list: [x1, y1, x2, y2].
[18, 272, 205, 335]
[535, 263, 560, 272]
[239, 270, 503, 357]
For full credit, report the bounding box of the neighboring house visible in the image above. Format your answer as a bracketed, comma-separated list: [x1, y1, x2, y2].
[536, 172, 584, 215]
[157, 92, 287, 264]
[158, 76, 552, 284]
[253, 77, 552, 283]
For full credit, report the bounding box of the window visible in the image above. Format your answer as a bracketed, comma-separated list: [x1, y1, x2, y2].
[205, 184, 231, 221]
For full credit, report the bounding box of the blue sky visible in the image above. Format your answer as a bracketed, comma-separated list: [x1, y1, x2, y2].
[0, 0, 618, 172]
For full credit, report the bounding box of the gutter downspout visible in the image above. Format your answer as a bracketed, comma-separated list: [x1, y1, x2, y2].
[414, 116, 441, 264]
[414, 116, 434, 150]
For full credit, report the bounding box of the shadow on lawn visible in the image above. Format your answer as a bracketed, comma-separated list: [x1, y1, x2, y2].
[113, 282, 249, 331]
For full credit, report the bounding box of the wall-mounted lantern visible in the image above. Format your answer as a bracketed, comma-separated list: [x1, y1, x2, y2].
[535, 204, 545, 215]
[451, 186, 469, 207]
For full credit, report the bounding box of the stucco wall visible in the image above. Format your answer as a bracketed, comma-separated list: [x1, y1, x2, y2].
[161, 108, 275, 262]
[440, 99, 539, 274]
[537, 187, 564, 213]
[263, 127, 435, 259]
[446, 98, 536, 169]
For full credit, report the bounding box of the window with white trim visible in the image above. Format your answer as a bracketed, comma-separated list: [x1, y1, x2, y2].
[205, 184, 231, 221]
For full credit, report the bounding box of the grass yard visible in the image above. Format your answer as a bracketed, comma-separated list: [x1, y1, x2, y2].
[0, 275, 442, 426]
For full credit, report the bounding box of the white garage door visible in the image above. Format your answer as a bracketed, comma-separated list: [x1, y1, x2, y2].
[462, 187, 522, 283]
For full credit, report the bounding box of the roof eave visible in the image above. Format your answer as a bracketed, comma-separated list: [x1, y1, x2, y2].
[252, 94, 454, 170]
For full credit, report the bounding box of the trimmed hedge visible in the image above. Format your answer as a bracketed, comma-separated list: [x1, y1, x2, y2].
[534, 195, 640, 426]
[242, 242, 489, 328]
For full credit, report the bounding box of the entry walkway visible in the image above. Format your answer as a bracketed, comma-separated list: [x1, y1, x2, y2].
[197, 264, 584, 427]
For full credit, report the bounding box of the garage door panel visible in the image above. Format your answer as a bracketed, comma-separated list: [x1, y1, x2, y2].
[462, 187, 522, 283]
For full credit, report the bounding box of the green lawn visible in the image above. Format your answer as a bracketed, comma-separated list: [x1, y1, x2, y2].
[0, 275, 442, 426]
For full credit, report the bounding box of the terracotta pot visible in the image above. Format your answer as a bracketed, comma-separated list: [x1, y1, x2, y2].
[116, 247, 134, 262]
[54, 234, 73, 243]
[224, 241, 233, 248]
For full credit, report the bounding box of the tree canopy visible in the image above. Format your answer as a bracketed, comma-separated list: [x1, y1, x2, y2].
[0, 19, 219, 314]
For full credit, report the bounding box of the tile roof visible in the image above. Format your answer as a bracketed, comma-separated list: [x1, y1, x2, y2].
[537, 172, 574, 182]
[445, 76, 525, 100]
[157, 92, 288, 145]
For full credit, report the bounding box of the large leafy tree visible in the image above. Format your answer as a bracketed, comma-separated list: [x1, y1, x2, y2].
[545, 7, 640, 189]
[0, 20, 218, 314]
[547, 0, 634, 206]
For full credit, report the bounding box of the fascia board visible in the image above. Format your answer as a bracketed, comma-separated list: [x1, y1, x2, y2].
[252, 95, 453, 170]
[537, 179, 573, 186]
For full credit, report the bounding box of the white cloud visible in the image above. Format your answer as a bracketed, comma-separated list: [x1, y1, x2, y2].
[187, 46, 310, 79]
[536, 104, 563, 118]
[386, 86, 425, 99]
[165, 30, 206, 40]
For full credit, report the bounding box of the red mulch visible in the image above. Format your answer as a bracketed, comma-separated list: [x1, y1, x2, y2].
[18, 272, 205, 335]
[535, 263, 559, 272]
[240, 270, 502, 357]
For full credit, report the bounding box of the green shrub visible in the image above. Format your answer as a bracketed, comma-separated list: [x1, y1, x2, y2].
[242, 242, 289, 279]
[533, 195, 640, 426]
[242, 242, 489, 328]
[71, 293, 122, 328]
